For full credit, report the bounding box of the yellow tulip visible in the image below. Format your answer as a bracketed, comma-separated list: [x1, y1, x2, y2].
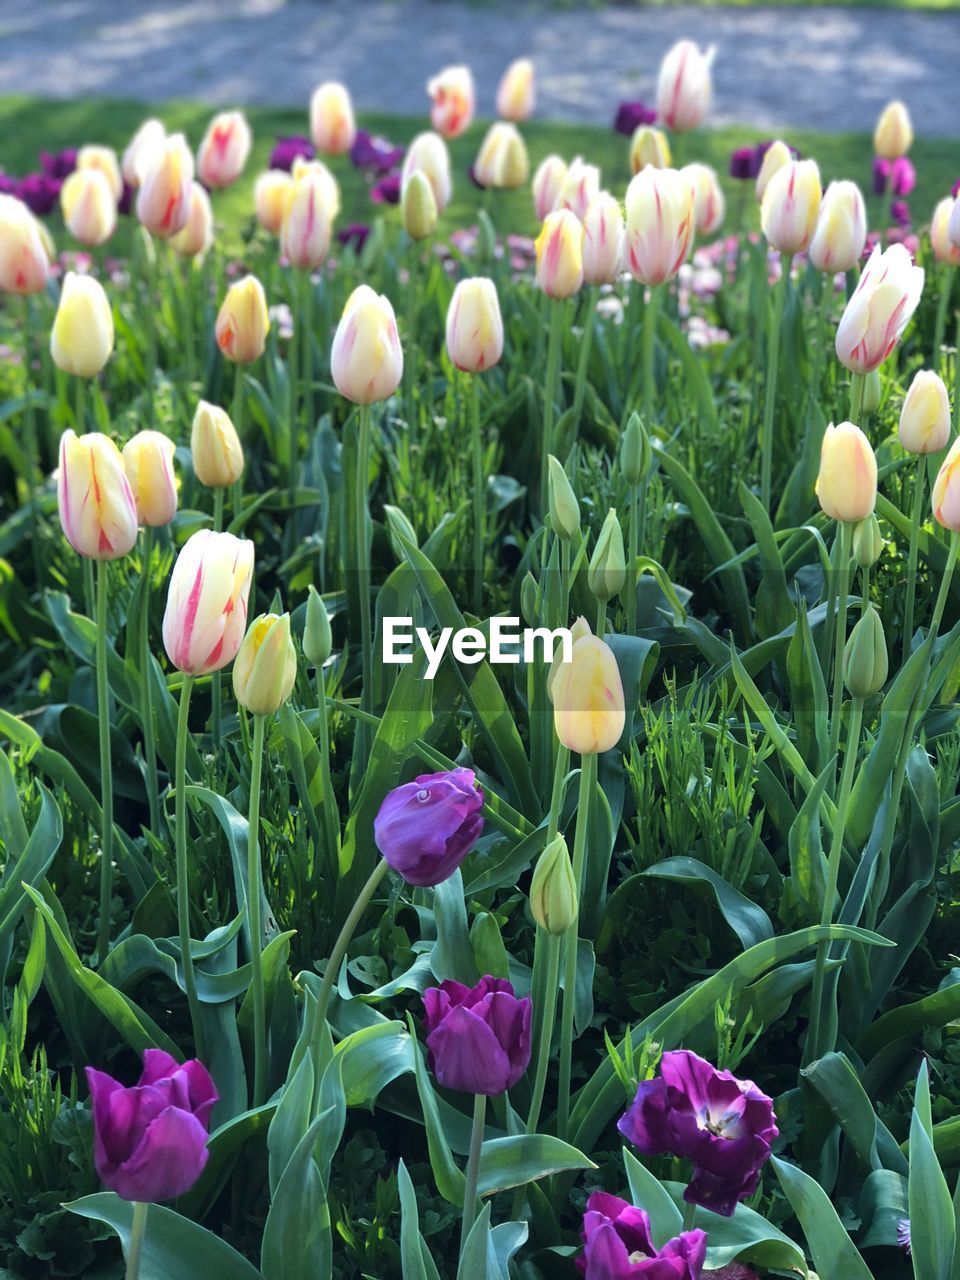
[61, 168, 117, 246]
[215, 274, 270, 364]
[50, 272, 114, 378]
[254, 170, 294, 235]
[331, 285, 403, 404]
[122, 430, 178, 527]
[815, 422, 877, 523]
[933, 438, 960, 532]
[760, 159, 822, 255]
[310, 82, 356, 155]
[552, 634, 626, 755]
[191, 400, 245, 488]
[899, 370, 951, 455]
[170, 182, 214, 258]
[629, 127, 671, 176]
[535, 209, 584, 299]
[497, 58, 535, 122]
[136, 132, 194, 238]
[233, 613, 298, 715]
[445, 278, 503, 373]
[76, 145, 123, 201]
[874, 100, 913, 160]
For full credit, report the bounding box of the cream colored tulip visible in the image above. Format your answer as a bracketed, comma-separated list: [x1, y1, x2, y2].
[809, 181, 867, 274]
[656, 40, 714, 132]
[761, 159, 822, 255]
[61, 169, 117, 246]
[57, 429, 138, 560]
[170, 182, 214, 258]
[122, 430, 178, 527]
[931, 197, 960, 267]
[50, 272, 114, 377]
[552, 634, 626, 755]
[0, 195, 50, 294]
[401, 132, 453, 214]
[874, 100, 913, 160]
[137, 132, 194, 238]
[215, 274, 270, 364]
[899, 370, 951, 455]
[535, 209, 584, 299]
[532, 154, 567, 222]
[254, 170, 294, 234]
[310, 82, 356, 155]
[554, 157, 600, 221]
[684, 163, 725, 237]
[76, 145, 123, 201]
[445, 278, 503, 373]
[497, 57, 535, 122]
[755, 140, 792, 203]
[629, 126, 671, 176]
[427, 65, 475, 139]
[191, 401, 245, 488]
[582, 192, 624, 285]
[281, 168, 334, 269]
[331, 285, 403, 404]
[233, 613, 297, 715]
[625, 167, 695, 287]
[933, 438, 960, 531]
[122, 118, 165, 186]
[835, 243, 924, 374]
[816, 422, 877, 523]
[197, 110, 252, 189]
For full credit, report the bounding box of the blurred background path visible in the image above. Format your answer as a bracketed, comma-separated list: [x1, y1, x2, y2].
[1, 0, 957, 136]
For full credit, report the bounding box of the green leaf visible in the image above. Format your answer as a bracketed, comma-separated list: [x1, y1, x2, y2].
[662, 1180, 807, 1273]
[623, 1149, 683, 1246]
[457, 1203, 498, 1280]
[0, 780, 61, 951]
[908, 1061, 955, 1280]
[644, 856, 774, 950]
[408, 1014, 466, 1205]
[801, 1052, 906, 1175]
[772, 1156, 874, 1280]
[398, 1159, 442, 1280]
[476, 1134, 596, 1196]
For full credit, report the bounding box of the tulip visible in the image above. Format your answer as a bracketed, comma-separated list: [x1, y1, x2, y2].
[579, 1193, 708, 1280]
[844, 606, 888, 697]
[422, 976, 531, 1095]
[137, 132, 194, 238]
[191, 400, 245, 487]
[162, 528, 254, 675]
[375, 768, 484, 886]
[950, 197, 960, 252]
[402, 170, 438, 240]
[86, 1050, 217, 1203]
[535, 208, 584, 299]
[122, 430, 178, 527]
[899, 370, 951, 454]
[809, 180, 867, 274]
[254, 169, 294, 234]
[197, 110, 252, 189]
[57, 429, 138, 560]
[530, 834, 578, 935]
[0, 194, 50, 294]
[755, 139, 792, 202]
[532, 154, 567, 222]
[554, 156, 600, 222]
[473, 122, 529, 190]
[760, 158, 821, 255]
[445, 277, 503, 373]
[60, 168, 117, 246]
[170, 182, 213, 258]
[656, 39, 714, 132]
[303, 584, 333, 667]
[290, 157, 341, 219]
[684, 162, 725, 237]
[931, 197, 960, 267]
[233, 612, 298, 715]
[331, 284, 403, 404]
[933, 432, 960, 534]
[852, 513, 884, 569]
[309, 81, 357, 155]
[548, 455, 581, 541]
[588, 508, 626, 602]
[582, 192, 624, 285]
[122, 118, 165, 186]
[547, 614, 592, 700]
[815, 421, 877, 523]
[401, 132, 452, 213]
[215, 274, 270, 364]
[50, 272, 114, 378]
[552, 633, 626, 755]
[629, 125, 672, 175]
[621, 411, 652, 488]
[835, 243, 924, 374]
[624, 166, 695, 287]
[426, 64, 475, 139]
[280, 168, 333, 269]
[497, 57, 535, 121]
[76, 144, 123, 201]
[874, 100, 913, 160]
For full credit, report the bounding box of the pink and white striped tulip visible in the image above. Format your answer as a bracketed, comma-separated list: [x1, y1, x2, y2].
[0, 195, 50, 295]
[162, 529, 255, 675]
[809, 180, 866, 274]
[76, 145, 123, 201]
[254, 169, 294, 234]
[931, 197, 960, 267]
[554, 157, 600, 222]
[61, 168, 117, 247]
[656, 40, 714, 133]
[281, 168, 334, 269]
[445, 278, 503, 373]
[170, 182, 214, 258]
[331, 285, 403, 404]
[57, 430, 138, 560]
[684, 163, 725, 237]
[427, 65, 475, 139]
[760, 159, 822, 255]
[625, 167, 695, 287]
[532, 155, 567, 222]
[137, 133, 193, 238]
[197, 111, 252, 190]
[535, 209, 584, 299]
[122, 118, 165, 187]
[582, 192, 624, 285]
[933, 438, 960, 532]
[835, 243, 924, 374]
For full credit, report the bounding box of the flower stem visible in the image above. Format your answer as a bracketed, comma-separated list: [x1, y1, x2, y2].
[932, 264, 955, 374]
[355, 402, 373, 765]
[571, 285, 598, 440]
[541, 301, 564, 511]
[287, 270, 300, 512]
[313, 857, 389, 1035]
[125, 1200, 148, 1280]
[849, 370, 866, 425]
[902, 457, 925, 667]
[827, 521, 852, 776]
[210, 489, 225, 750]
[469, 373, 484, 615]
[525, 931, 560, 1138]
[231, 363, 244, 524]
[95, 559, 114, 966]
[930, 529, 960, 639]
[247, 713, 268, 1105]
[302, 267, 315, 438]
[627, 478, 640, 636]
[760, 254, 789, 513]
[138, 526, 160, 834]
[460, 1091, 486, 1257]
[314, 670, 340, 887]
[175, 674, 204, 1057]
[641, 283, 660, 423]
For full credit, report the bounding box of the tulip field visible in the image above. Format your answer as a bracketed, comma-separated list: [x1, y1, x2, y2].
[3, 37, 960, 1280]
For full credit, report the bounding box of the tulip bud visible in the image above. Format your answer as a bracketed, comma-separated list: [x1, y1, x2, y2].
[331, 284, 403, 404]
[289, 157, 341, 220]
[548, 455, 580, 541]
[281, 169, 334, 269]
[162, 529, 254, 675]
[932, 437, 960, 532]
[197, 111, 252, 190]
[474, 123, 527, 190]
[170, 182, 214, 259]
[76, 145, 123, 201]
[310, 82, 357, 156]
[137, 132, 194, 238]
[815, 422, 877, 523]
[808, 180, 866, 274]
[547, 614, 592, 700]
[835, 243, 924, 375]
[874, 100, 913, 160]
[532, 154, 567, 222]
[384, 505, 419, 560]
[61, 168, 117, 247]
[931, 197, 960, 267]
[498, 128, 529, 189]
[625, 167, 695, 287]
[51, 272, 114, 378]
[122, 430, 178, 527]
[216, 274, 270, 364]
[899, 370, 951, 455]
[621, 412, 651, 487]
[303, 585, 333, 667]
[862, 369, 882, 415]
[57, 429, 139, 561]
[552, 633, 626, 755]
[122, 118, 165, 187]
[684, 162, 725, 237]
[445, 278, 503, 373]
[582, 192, 624, 286]
[588, 509, 626, 602]
[656, 39, 714, 132]
[555, 157, 600, 222]
[254, 169, 294, 235]
[402, 170, 438, 240]
[761, 159, 822, 255]
[520, 572, 539, 628]
[530, 833, 578, 935]
[0, 194, 50, 294]
[427, 65, 475, 139]
[191, 400, 244, 488]
[755, 140, 792, 203]
[233, 612, 297, 715]
[844, 607, 888, 697]
[401, 133, 453, 214]
[497, 57, 535, 122]
[852, 514, 884, 569]
[629, 126, 672, 176]
[535, 209, 584, 299]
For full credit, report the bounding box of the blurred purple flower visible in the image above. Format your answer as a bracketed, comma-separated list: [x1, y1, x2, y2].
[17, 173, 61, 215]
[423, 976, 532, 1095]
[729, 147, 759, 181]
[891, 157, 916, 197]
[0, 173, 18, 196]
[118, 180, 135, 216]
[374, 767, 483, 885]
[872, 157, 891, 196]
[577, 1192, 707, 1278]
[337, 222, 371, 254]
[40, 148, 77, 179]
[614, 100, 657, 136]
[891, 199, 912, 229]
[370, 171, 401, 205]
[269, 135, 314, 172]
[952, 177, 960, 198]
[350, 128, 405, 172]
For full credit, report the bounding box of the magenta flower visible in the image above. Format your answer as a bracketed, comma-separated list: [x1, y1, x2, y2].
[370, 171, 401, 205]
[40, 147, 78, 179]
[350, 129, 405, 172]
[269, 135, 314, 172]
[423, 976, 531, 1095]
[374, 767, 483, 886]
[337, 222, 371, 254]
[16, 173, 61, 215]
[618, 1050, 778, 1217]
[577, 1192, 707, 1279]
[614, 101, 657, 135]
[86, 1050, 218, 1203]
[952, 177, 960, 198]
[729, 147, 759, 180]
[891, 157, 916, 197]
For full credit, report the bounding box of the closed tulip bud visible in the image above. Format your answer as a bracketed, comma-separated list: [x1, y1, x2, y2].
[520, 572, 539, 628]
[281, 170, 333, 269]
[331, 284, 403, 404]
[61, 168, 117, 246]
[755, 140, 792, 203]
[547, 614, 592, 698]
[402, 170, 438, 240]
[254, 169, 294, 235]
[684, 162, 725, 237]
[844, 607, 888, 697]
[548, 455, 580, 541]
[900, 370, 951, 455]
[170, 183, 214, 259]
[589, 509, 626, 602]
[536, 209, 584, 299]
[303, 585, 333, 667]
[497, 58, 535, 122]
[384, 504, 419, 559]
[835, 243, 924, 375]
[552, 633, 626, 755]
[76, 145, 123, 201]
[309, 81, 356, 155]
[931, 197, 960, 267]
[816, 422, 877, 523]
[401, 133, 453, 214]
[197, 111, 252, 189]
[874, 100, 913, 160]
[163, 529, 254, 675]
[137, 133, 194, 238]
[852, 514, 884, 569]
[191, 400, 244, 488]
[427, 64, 475, 139]
[629, 126, 672, 176]
[621, 412, 651, 487]
[122, 118, 165, 187]
[555, 157, 600, 222]
[290, 157, 341, 219]
[445, 277, 503, 373]
[950, 198, 960, 253]
[625, 167, 695, 287]
[233, 612, 297, 715]
[57, 429, 138, 560]
[582, 192, 624, 285]
[472, 119, 514, 186]
[216, 274, 270, 364]
[0, 194, 50, 294]
[532, 154, 567, 222]
[530, 834, 578, 935]
[50, 272, 114, 378]
[862, 369, 882, 415]
[499, 128, 530, 189]
[761, 159, 821, 255]
[122, 430, 177, 527]
[932, 437, 960, 531]
[809, 180, 867, 274]
[656, 40, 714, 132]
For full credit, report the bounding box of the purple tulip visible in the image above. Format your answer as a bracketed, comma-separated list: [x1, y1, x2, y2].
[577, 1192, 707, 1279]
[350, 129, 405, 172]
[897, 1219, 912, 1255]
[891, 199, 912, 230]
[374, 767, 483, 886]
[618, 1050, 778, 1217]
[337, 222, 371, 254]
[16, 173, 61, 216]
[40, 147, 78, 179]
[86, 1050, 218, 1203]
[729, 147, 759, 181]
[614, 101, 657, 136]
[269, 135, 314, 172]
[952, 177, 960, 199]
[370, 171, 402, 205]
[118, 179, 135, 216]
[872, 157, 891, 197]
[422, 976, 531, 1095]
[890, 157, 916, 198]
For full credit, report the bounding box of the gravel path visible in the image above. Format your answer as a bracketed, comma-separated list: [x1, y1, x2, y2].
[0, 0, 958, 138]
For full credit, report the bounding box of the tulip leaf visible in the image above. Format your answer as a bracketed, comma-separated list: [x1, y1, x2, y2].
[408, 1013, 466, 1204]
[623, 1149, 683, 1246]
[908, 1060, 955, 1280]
[457, 1203, 499, 1280]
[0, 779, 61, 970]
[476, 1134, 596, 1196]
[398, 1158, 443, 1280]
[432, 868, 480, 985]
[333, 1018, 415, 1109]
[643, 856, 774, 951]
[771, 1157, 874, 1279]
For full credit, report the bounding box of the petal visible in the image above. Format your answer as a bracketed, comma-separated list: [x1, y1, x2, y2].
[425, 1005, 512, 1095]
[114, 1106, 211, 1202]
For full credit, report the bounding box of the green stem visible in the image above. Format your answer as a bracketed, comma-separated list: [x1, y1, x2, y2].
[809, 273, 832, 405]
[139, 527, 160, 834]
[355, 403, 373, 765]
[95, 560, 114, 965]
[247, 713, 268, 1106]
[460, 1092, 486, 1256]
[313, 857, 389, 1033]
[207, 490, 225, 750]
[75, 377, 86, 433]
[83, 556, 95, 620]
[302, 267, 315, 437]
[231, 364, 244, 524]
[902, 458, 925, 666]
[682, 1198, 697, 1234]
[541, 302, 564, 511]
[827, 521, 853, 772]
[930, 530, 960, 639]
[125, 1201, 149, 1280]
[641, 283, 660, 422]
[404, 246, 420, 436]
[287, 271, 300, 510]
[849, 371, 866, 425]
[626, 480, 639, 636]
[175, 674, 204, 1056]
[315, 670, 340, 887]
[146, 242, 157, 427]
[760, 254, 789, 513]
[954, 311, 960, 442]
[524, 931, 560, 1138]
[469, 373, 484, 615]
[22, 299, 42, 589]
[571, 286, 598, 440]
[932, 265, 955, 375]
